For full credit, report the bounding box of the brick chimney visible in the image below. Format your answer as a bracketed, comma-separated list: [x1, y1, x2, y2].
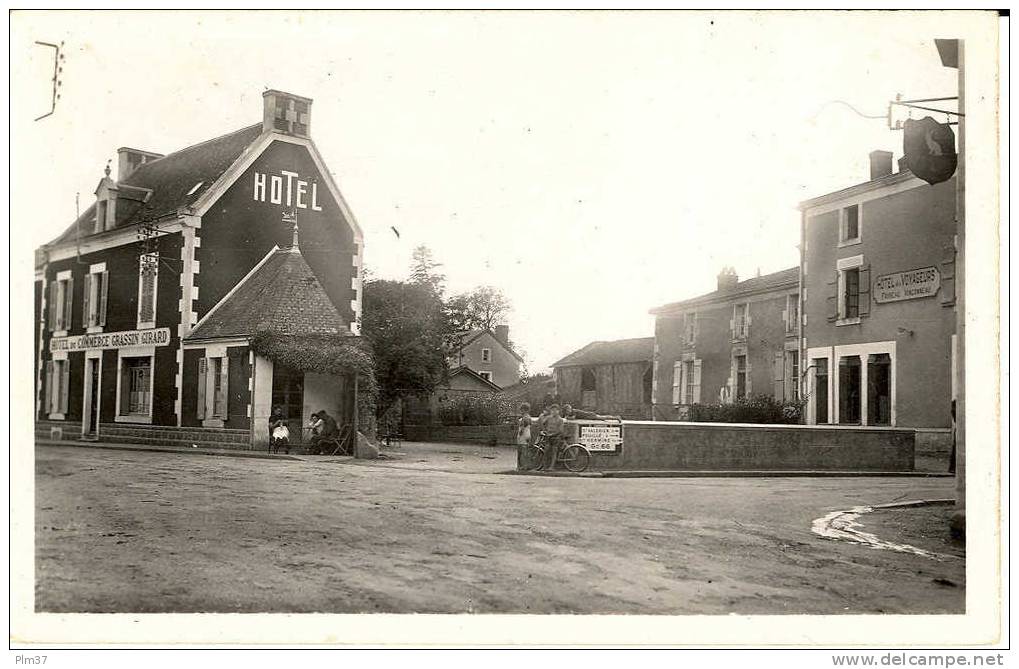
[869, 150, 894, 180]
[263, 90, 312, 137]
[117, 147, 163, 181]
[717, 266, 738, 291]
[494, 324, 510, 346]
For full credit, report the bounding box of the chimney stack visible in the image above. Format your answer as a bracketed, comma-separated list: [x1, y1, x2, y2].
[263, 90, 312, 137]
[117, 147, 164, 181]
[717, 266, 738, 291]
[869, 150, 894, 181]
[494, 324, 510, 346]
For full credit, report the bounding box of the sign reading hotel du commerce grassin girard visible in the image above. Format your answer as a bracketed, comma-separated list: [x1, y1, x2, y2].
[49, 327, 172, 352]
[874, 267, 941, 303]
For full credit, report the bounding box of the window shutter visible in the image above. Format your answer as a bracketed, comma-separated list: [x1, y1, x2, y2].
[60, 361, 70, 413]
[781, 307, 788, 332]
[99, 271, 109, 326]
[45, 361, 54, 413]
[220, 356, 230, 419]
[82, 273, 92, 328]
[729, 310, 735, 338]
[671, 361, 682, 405]
[774, 352, 785, 400]
[139, 259, 156, 325]
[745, 361, 752, 396]
[196, 358, 207, 420]
[941, 242, 956, 306]
[678, 362, 687, 404]
[63, 277, 73, 331]
[48, 282, 57, 330]
[692, 360, 702, 403]
[858, 264, 871, 317]
[826, 272, 839, 322]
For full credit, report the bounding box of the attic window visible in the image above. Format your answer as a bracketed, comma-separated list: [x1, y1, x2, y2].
[186, 181, 205, 196]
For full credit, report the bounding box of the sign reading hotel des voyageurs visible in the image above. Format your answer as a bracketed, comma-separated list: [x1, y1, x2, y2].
[874, 267, 941, 304]
[50, 328, 172, 352]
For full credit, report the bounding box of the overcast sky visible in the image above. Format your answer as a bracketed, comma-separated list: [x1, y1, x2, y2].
[13, 11, 967, 371]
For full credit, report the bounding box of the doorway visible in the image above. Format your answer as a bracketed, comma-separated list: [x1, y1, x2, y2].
[271, 364, 305, 443]
[83, 356, 101, 439]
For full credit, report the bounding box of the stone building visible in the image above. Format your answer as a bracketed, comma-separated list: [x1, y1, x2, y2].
[35, 89, 365, 450]
[649, 267, 800, 420]
[798, 151, 957, 431]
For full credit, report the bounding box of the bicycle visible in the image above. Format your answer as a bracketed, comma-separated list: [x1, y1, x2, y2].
[523, 431, 591, 473]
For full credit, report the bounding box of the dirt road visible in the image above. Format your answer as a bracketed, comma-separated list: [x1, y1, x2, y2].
[35, 443, 964, 614]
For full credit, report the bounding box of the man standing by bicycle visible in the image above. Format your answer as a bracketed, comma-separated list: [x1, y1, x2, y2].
[539, 404, 568, 470]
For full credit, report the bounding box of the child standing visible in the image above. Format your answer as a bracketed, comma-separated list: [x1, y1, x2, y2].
[517, 403, 534, 470]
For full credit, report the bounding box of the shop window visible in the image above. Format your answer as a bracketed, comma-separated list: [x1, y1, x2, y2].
[120, 356, 152, 416]
[838, 356, 862, 424]
[867, 353, 892, 425]
[814, 358, 829, 424]
[481, 348, 492, 363]
[841, 204, 860, 243]
[84, 264, 109, 329]
[735, 355, 747, 400]
[137, 253, 159, 329]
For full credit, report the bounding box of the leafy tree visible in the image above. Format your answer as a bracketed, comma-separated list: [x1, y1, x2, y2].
[361, 278, 452, 417]
[447, 285, 512, 333]
[409, 245, 445, 296]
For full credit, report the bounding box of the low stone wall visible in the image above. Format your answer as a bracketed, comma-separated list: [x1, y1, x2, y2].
[590, 421, 915, 472]
[405, 420, 916, 471]
[403, 424, 517, 446]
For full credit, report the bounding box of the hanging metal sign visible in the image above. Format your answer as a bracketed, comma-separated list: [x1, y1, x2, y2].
[902, 116, 958, 185]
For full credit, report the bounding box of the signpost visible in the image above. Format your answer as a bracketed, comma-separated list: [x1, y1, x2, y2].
[874, 267, 941, 303]
[575, 421, 623, 454]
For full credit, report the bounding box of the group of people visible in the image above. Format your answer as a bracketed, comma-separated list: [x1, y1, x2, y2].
[267, 406, 340, 455]
[516, 401, 618, 470]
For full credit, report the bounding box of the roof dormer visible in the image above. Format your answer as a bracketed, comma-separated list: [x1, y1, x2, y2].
[93, 162, 118, 234]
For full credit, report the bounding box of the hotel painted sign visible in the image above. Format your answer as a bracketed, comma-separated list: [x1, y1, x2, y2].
[50, 327, 172, 352]
[874, 267, 941, 303]
[252, 169, 324, 211]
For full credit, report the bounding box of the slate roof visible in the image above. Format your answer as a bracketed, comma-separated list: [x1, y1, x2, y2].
[448, 366, 503, 392]
[455, 328, 525, 363]
[551, 337, 655, 369]
[46, 123, 263, 246]
[185, 245, 350, 341]
[648, 266, 799, 314]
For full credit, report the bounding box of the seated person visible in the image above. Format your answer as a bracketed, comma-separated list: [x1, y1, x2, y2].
[307, 409, 340, 454]
[268, 405, 290, 454]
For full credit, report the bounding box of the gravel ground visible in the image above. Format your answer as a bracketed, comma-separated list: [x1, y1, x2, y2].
[35, 443, 964, 614]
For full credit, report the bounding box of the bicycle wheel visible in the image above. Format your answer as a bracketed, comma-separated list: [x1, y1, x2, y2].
[522, 445, 544, 471]
[561, 444, 590, 473]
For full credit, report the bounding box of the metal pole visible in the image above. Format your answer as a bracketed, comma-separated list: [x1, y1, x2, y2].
[951, 41, 966, 538]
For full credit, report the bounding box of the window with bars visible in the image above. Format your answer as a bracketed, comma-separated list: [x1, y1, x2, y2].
[137, 253, 158, 328]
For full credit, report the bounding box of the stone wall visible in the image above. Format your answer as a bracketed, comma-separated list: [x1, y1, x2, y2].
[404, 420, 916, 471]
